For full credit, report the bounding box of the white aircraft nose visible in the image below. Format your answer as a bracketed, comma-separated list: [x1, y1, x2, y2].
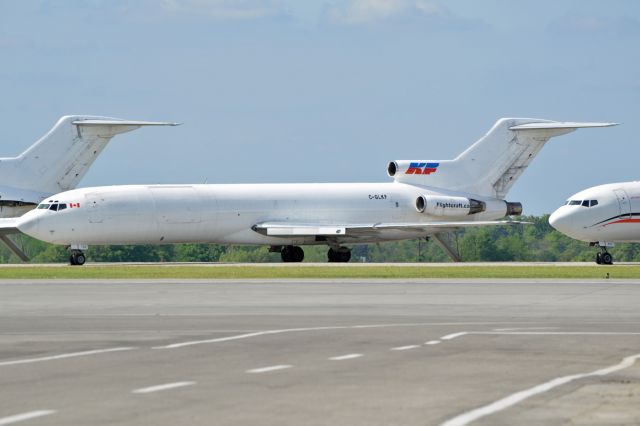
[16, 213, 41, 239]
[549, 208, 573, 235]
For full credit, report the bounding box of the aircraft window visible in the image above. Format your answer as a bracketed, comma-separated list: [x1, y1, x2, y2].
[58, 204, 67, 211]
[49, 204, 58, 211]
[37, 204, 49, 209]
[568, 200, 581, 205]
[581, 200, 589, 207]
[590, 200, 598, 207]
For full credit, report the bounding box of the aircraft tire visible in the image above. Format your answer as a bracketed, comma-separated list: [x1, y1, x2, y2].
[75, 253, 86, 266]
[595, 253, 602, 264]
[281, 245, 304, 262]
[601, 252, 613, 265]
[69, 251, 86, 266]
[327, 247, 351, 263]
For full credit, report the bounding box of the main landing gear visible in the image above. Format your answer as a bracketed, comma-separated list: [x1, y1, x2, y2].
[69, 249, 86, 266]
[593, 243, 613, 265]
[280, 245, 305, 263]
[327, 246, 351, 263]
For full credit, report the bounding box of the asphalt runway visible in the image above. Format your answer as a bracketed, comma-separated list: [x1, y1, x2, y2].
[1, 279, 640, 425]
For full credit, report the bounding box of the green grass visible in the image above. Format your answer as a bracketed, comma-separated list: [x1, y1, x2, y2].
[0, 264, 637, 279]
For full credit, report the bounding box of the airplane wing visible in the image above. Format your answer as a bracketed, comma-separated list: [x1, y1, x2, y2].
[0, 218, 28, 261]
[253, 220, 527, 238]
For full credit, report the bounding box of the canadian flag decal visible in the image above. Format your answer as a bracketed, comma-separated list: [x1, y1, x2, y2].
[69, 203, 81, 208]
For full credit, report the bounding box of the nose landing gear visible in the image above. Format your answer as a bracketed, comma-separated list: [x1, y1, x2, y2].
[593, 243, 613, 265]
[69, 250, 86, 266]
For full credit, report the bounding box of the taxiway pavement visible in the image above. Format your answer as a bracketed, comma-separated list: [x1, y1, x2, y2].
[1, 279, 640, 425]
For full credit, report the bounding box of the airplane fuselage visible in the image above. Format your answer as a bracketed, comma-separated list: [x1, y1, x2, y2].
[550, 182, 640, 243]
[18, 183, 509, 247]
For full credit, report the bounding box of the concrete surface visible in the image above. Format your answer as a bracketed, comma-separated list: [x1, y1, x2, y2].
[1, 279, 640, 425]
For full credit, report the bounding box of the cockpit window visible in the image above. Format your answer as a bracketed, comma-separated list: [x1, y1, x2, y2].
[58, 204, 67, 211]
[49, 204, 58, 211]
[568, 200, 581, 205]
[37, 204, 49, 209]
[590, 200, 598, 207]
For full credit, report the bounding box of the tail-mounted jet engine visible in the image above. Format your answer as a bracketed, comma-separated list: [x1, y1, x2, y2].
[415, 195, 523, 217]
[415, 195, 485, 216]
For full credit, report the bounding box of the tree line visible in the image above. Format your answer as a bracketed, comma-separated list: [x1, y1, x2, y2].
[2, 215, 639, 263]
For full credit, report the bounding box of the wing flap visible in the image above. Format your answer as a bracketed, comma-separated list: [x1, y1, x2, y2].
[254, 220, 527, 238]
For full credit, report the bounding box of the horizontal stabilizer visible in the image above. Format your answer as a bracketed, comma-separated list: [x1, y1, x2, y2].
[72, 120, 180, 126]
[509, 122, 618, 131]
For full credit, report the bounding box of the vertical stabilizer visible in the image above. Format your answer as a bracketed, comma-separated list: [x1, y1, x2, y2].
[0, 116, 178, 196]
[388, 118, 617, 198]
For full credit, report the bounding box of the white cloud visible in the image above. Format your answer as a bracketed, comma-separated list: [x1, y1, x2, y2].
[326, 0, 446, 25]
[160, 0, 287, 20]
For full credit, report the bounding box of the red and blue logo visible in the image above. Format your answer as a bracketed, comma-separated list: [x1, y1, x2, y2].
[406, 162, 439, 175]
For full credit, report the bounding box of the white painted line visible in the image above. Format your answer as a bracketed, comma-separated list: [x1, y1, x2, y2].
[425, 340, 441, 345]
[391, 345, 421, 351]
[132, 381, 196, 394]
[473, 331, 640, 336]
[492, 327, 557, 331]
[441, 332, 468, 341]
[155, 322, 515, 350]
[0, 410, 56, 425]
[0, 347, 134, 367]
[329, 353, 363, 361]
[247, 365, 292, 374]
[439, 353, 640, 426]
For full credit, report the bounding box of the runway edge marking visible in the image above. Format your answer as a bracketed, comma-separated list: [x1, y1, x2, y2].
[439, 352, 640, 426]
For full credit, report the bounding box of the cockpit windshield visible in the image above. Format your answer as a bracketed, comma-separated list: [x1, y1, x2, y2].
[36, 201, 67, 211]
[565, 199, 598, 207]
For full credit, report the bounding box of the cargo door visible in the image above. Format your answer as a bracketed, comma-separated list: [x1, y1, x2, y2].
[614, 189, 631, 218]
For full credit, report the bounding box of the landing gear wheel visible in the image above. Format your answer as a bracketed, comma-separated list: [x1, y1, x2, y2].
[69, 250, 86, 266]
[595, 253, 602, 264]
[281, 245, 304, 263]
[601, 252, 613, 265]
[327, 247, 351, 263]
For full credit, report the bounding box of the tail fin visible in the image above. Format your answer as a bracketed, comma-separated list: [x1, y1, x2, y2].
[388, 118, 617, 198]
[1, 116, 178, 195]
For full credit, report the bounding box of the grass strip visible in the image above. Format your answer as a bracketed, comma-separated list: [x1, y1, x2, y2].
[0, 265, 636, 279]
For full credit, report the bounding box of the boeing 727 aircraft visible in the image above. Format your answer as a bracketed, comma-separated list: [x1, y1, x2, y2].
[0, 115, 177, 259]
[1, 118, 615, 265]
[549, 181, 640, 265]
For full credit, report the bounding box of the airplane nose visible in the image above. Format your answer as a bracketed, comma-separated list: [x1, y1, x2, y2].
[549, 208, 572, 235]
[16, 214, 40, 239]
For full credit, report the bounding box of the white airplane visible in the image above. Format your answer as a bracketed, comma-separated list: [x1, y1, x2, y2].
[549, 181, 638, 265]
[0, 115, 177, 259]
[0, 118, 615, 265]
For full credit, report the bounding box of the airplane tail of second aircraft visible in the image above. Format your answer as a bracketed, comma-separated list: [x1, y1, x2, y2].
[0, 116, 179, 197]
[388, 118, 617, 199]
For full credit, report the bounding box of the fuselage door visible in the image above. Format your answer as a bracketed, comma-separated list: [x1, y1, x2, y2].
[613, 189, 631, 218]
[86, 192, 105, 223]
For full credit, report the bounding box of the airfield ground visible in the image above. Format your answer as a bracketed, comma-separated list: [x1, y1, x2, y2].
[1, 276, 640, 425]
[0, 262, 637, 279]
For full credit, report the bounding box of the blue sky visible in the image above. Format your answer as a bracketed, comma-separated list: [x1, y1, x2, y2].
[1, 0, 639, 214]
